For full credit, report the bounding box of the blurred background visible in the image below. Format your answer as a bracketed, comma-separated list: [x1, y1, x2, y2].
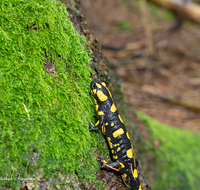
[80, 0, 200, 190]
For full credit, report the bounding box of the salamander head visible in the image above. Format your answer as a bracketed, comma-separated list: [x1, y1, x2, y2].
[90, 80, 111, 103]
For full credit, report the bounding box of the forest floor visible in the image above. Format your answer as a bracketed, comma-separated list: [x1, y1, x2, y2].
[81, 0, 200, 134]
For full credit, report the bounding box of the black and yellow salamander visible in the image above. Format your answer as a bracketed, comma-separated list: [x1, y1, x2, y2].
[89, 80, 141, 190]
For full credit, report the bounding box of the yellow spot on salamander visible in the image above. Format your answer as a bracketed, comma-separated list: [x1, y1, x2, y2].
[139, 185, 142, 190]
[94, 99, 97, 104]
[127, 148, 133, 158]
[113, 155, 118, 160]
[95, 120, 99, 126]
[117, 147, 121, 152]
[93, 89, 97, 94]
[97, 90, 108, 102]
[105, 123, 108, 126]
[111, 123, 114, 126]
[101, 82, 106, 87]
[111, 103, 117, 112]
[105, 86, 112, 98]
[107, 137, 113, 148]
[95, 104, 98, 111]
[113, 128, 124, 138]
[96, 83, 102, 88]
[118, 115, 124, 124]
[114, 144, 118, 147]
[122, 173, 127, 179]
[117, 161, 125, 168]
[133, 169, 138, 178]
[98, 111, 104, 115]
[101, 82, 113, 98]
[112, 150, 114, 153]
[126, 131, 130, 139]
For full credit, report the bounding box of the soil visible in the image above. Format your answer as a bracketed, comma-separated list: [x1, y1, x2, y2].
[80, 0, 200, 134]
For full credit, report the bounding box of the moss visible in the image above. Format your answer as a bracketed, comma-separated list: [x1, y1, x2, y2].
[137, 111, 200, 190]
[0, 0, 107, 188]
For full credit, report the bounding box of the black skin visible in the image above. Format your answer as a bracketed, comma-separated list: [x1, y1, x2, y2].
[89, 80, 141, 190]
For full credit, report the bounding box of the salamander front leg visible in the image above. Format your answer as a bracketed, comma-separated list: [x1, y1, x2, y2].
[89, 115, 104, 131]
[97, 157, 121, 172]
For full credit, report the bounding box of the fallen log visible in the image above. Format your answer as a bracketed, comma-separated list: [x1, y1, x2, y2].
[148, 0, 200, 24]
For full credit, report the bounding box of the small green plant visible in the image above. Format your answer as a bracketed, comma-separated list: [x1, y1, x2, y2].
[137, 111, 200, 190]
[147, 2, 175, 21]
[116, 21, 132, 30]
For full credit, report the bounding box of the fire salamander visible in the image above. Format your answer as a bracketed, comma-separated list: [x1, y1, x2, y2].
[89, 80, 141, 190]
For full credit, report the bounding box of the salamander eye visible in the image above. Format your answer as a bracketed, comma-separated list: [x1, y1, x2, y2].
[90, 81, 97, 90]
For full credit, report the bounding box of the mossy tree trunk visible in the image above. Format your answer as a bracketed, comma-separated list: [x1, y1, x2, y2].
[0, 0, 150, 189]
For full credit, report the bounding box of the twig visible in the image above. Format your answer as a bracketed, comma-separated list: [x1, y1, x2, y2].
[141, 85, 200, 111]
[122, 83, 200, 111]
[22, 102, 30, 118]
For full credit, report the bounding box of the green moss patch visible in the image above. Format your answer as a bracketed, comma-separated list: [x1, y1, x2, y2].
[116, 21, 132, 31]
[137, 111, 200, 190]
[0, 0, 105, 188]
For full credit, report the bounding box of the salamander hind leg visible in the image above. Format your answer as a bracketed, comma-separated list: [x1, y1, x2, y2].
[97, 157, 121, 172]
